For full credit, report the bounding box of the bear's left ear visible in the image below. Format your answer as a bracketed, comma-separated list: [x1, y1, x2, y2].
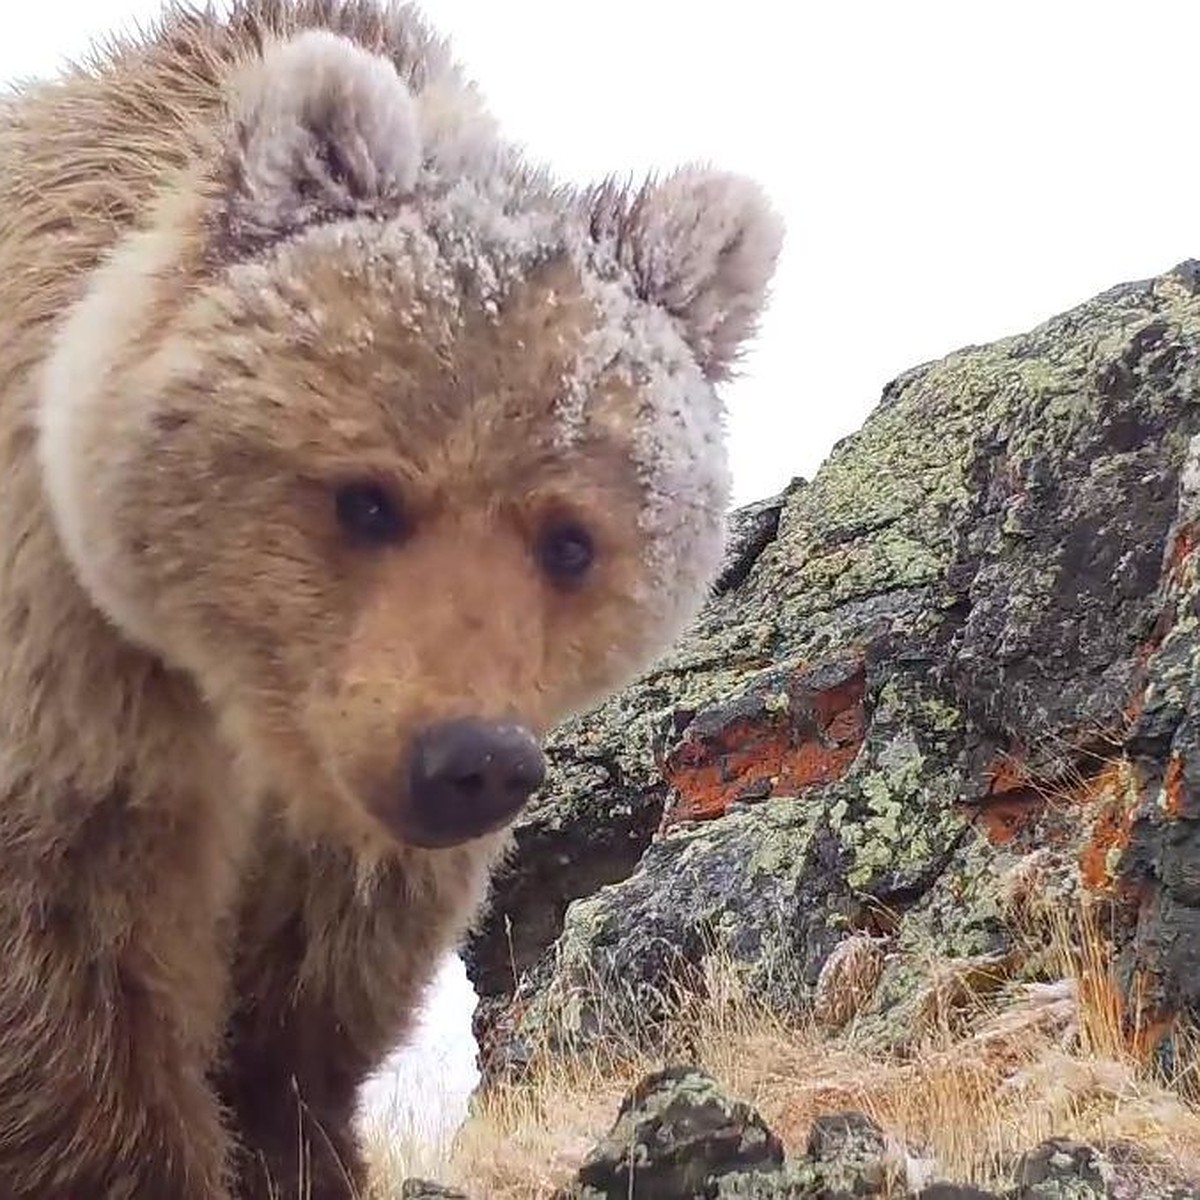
[586, 167, 784, 382]
[214, 30, 422, 259]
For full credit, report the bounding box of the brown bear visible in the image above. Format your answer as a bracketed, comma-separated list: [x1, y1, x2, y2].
[0, 1, 782, 1197]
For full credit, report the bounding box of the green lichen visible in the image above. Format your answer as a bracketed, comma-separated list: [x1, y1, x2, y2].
[828, 679, 969, 893]
[742, 801, 822, 880]
[915, 693, 964, 737]
[712, 1164, 831, 1198]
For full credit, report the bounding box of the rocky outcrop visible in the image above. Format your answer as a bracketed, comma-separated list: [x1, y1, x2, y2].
[464, 260, 1200, 1074]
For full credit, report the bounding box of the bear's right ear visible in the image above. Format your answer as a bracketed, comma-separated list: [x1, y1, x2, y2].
[585, 168, 783, 383]
[213, 30, 422, 259]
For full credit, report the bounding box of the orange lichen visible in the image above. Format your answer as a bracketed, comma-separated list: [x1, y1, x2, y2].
[1064, 758, 1142, 891]
[976, 791, 1044, 846]
[973, 756, 1137, 855]
[984, 750, 1030, 797]
[1168, 520, 1197, 581]
[661, 667, 865, 828]
[1077, 758, 1134, 805]
[1079, 798, 1135, 890]
[1163, 753, 1185, 818]
[972, 748, 1045, 845]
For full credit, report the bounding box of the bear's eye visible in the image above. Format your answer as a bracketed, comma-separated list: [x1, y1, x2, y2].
[535, 520, 595, 587]
[335, 482, 407, 545]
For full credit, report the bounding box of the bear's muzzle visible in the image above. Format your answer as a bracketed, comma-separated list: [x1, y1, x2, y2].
[391, 716, 546, 848]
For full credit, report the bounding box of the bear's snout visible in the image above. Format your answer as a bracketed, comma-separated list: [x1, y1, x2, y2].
[400, 717, 546, 847]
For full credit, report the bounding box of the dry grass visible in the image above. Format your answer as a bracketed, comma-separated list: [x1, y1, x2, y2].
[366, 896, 1200, 1198]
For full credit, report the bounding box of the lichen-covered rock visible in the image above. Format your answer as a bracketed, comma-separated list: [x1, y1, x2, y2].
[713, 484, 797, 596]
[494, 660, 983, 1058]
[467, 260, 1200, 1071]
[464, 717, 671, 1068]
[500, 799, 841, 1056]
[397, 1182, 472, 1200]
[1010, 1137, 1200, 1200]
[1017, 1139, 1112, 1196]
[918, 1187, 1005, 1200]
[804, 1113, 890, 1192]
[556, 1066, 784, 1200]
[712, 1159, 880, 1199]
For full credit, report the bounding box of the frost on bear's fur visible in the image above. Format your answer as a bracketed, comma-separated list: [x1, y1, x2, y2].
[219, 29, 426, 258]
[0, 2, 782, 1197]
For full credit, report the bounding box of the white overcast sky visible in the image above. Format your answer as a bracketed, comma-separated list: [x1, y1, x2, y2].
[10, 1, 1200, 507]
[8, 0, 1200, 1149]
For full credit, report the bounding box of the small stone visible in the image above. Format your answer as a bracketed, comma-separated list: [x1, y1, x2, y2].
[560, 1066, 784, 1199]
[805, 1112, 886, 1163]
[1017, 1138, 1112, 1196]
[399, 1181, 472, 1200]
[712, 1161, 826, 1197]
[920, 1186, 1007, 1200]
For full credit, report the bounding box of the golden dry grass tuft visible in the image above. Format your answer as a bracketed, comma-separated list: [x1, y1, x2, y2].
[366, 896, 1200, 1198]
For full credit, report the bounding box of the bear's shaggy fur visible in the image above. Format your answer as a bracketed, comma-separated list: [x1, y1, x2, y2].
[0, 1, 782, 1196]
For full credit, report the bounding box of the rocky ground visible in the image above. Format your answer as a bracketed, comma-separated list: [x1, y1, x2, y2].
[402, 260, 1200, 1196]
[549, 1066, 1198, 1199]
[401, 1059, 1200, 1198]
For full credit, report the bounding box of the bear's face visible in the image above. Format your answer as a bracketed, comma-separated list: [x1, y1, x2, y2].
[37, 31, 782, 851]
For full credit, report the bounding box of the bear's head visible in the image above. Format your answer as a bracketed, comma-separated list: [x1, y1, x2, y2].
[37, 30, 782, 852]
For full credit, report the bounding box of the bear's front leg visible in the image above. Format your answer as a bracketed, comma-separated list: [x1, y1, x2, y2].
[219, 834, 491, 1200]
[0, 783, 242, 1199]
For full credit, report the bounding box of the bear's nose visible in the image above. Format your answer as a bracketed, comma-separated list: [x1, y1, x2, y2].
[406, 717, 546, 847]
